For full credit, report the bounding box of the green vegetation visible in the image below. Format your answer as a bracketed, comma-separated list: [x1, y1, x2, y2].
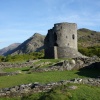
[78, 46, 100, 57]
[22, 84, 100, 100]
[0, 51, 44, 62]
[0, 97, 20, 100]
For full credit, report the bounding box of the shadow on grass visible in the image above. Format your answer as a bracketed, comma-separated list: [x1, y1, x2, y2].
[76, 62, 100, 78]
[21, 68, 30, 71]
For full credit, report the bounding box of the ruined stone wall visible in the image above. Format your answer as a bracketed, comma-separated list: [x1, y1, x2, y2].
[57, 47, 78, 58]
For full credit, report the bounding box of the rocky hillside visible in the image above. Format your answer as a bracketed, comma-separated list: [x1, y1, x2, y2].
[0, 43, 20, 56]
[78, 28, 100, 47]
[7, 33, 45, 56]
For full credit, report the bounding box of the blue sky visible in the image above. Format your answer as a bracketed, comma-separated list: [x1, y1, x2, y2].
[0, 0, 100, 49]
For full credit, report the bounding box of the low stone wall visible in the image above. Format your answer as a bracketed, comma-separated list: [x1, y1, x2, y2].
[0, 72, 18, 76]
[0, 60, 39, 69]
[0, 78, 100, 97]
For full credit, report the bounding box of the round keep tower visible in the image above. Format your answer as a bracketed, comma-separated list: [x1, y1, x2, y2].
[53, 22, 77, 50]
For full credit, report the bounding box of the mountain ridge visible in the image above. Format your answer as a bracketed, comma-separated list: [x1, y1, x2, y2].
[0, 43, 21, 55]
[5, 33, 45, 56]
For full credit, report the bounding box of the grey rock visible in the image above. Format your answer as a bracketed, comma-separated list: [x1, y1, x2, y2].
[68, 85, 78, 90]
[10, 88, 17, 92]
[82, 79, 89, 84]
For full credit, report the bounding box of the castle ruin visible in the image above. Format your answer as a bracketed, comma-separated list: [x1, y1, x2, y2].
[44, 22, 80, 59]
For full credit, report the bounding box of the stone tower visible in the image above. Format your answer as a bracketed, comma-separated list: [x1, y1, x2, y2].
[44, 22, 78, 59]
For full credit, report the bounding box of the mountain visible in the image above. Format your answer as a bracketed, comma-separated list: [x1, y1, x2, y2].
[0, 43, 21, 56]
[78, 28, 100, 47]
[1, 28, 100, 56]
[7, 33, 45, 55]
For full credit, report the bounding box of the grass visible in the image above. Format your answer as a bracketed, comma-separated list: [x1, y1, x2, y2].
[0, 68, 100, 88]
[69, 84, 100, 100]
[0, 70, 79, 88]
[0, 97, 20, 100]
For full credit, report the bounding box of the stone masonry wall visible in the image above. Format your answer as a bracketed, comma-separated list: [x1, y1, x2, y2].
[54, 22, 77, 50]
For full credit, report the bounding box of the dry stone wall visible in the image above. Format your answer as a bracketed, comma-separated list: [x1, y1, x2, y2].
[0, 78, 100, 97]
[0, 60, 39, 69]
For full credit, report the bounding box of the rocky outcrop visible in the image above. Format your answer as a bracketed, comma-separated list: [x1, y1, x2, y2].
[33, 56, 100, 72]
